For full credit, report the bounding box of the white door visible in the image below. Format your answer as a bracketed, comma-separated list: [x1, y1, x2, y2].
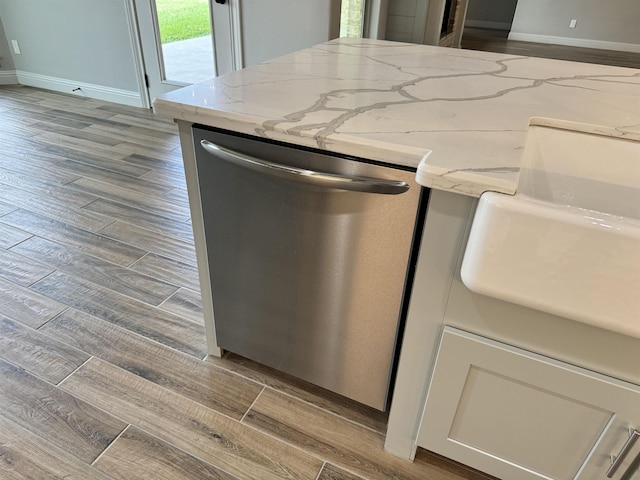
[134, 0, 345, 105]
[134, 0, 238, 103]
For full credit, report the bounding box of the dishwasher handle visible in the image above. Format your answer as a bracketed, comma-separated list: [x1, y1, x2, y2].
[200, 140, 410, 195]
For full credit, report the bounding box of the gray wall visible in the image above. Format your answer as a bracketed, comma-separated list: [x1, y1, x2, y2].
[510, 0, 640, 46]
[465, 0, 517, 30]
[0, 0, 139, 91]
[240, 0, 342, 67]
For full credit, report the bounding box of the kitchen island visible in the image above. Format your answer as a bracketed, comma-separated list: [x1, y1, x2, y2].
[154, 38, 640, 479]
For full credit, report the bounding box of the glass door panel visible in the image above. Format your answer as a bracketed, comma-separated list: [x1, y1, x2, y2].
[154, 0, 216, 84]
[340, 0, 365, 37]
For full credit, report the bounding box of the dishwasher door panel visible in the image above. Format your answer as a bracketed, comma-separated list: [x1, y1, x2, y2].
[193, 127, 423, 410]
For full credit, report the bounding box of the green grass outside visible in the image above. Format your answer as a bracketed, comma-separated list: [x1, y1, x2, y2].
[155, 0, 211, 43]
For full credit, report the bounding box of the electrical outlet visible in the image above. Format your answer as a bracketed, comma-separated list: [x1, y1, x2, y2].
[11, 40, 21, 55]
[569, 19, 577, 28]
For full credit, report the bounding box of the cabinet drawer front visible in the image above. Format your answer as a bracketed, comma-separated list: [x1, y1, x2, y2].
[418, 327, 640, 480]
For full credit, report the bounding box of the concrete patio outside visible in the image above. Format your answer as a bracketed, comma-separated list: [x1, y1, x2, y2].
[161, 35, 216, 84]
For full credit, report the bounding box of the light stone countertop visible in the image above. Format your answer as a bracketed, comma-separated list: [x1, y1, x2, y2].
[153, 38, 640, 197]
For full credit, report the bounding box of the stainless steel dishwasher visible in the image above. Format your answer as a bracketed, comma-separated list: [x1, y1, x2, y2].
[193, 126, 426, 410]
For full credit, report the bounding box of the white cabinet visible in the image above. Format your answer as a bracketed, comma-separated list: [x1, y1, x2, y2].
[417, 327, 640, 480]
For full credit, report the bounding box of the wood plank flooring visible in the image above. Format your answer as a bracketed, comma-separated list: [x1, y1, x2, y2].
[2, 38, 634, 474]
[461, 27, 640, 69]
[0, 85, 501, 480]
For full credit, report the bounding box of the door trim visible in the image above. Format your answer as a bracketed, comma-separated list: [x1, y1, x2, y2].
[229, 0, 243, 70]
[365, 0, 389, 39]
[124, 0, 151, 108]
[210, 0, 243, 73]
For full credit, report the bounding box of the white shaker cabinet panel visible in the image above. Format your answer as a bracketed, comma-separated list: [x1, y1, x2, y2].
[417, 327, 640, 480]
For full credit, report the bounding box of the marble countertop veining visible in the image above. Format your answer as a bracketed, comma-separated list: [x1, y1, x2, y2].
[153, 38, 640, 197]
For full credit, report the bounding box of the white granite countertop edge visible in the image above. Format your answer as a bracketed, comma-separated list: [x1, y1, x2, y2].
[154, 38, 640, 198]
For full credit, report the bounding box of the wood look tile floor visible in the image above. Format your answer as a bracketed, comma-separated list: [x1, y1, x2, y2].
[1, 36, 636, 475]
[461, 27, 640, 69]
[0, 85, 497, 480]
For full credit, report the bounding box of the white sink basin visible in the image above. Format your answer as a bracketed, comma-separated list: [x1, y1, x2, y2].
[461, 118, 640, 338]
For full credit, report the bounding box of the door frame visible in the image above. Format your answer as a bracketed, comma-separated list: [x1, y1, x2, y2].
[211, 0, 244, 73]
[365, 0, 389, 39]
[124, 0, 152, 108]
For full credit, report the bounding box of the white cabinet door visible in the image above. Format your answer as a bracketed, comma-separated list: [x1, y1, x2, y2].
[417, 327, 640, 480]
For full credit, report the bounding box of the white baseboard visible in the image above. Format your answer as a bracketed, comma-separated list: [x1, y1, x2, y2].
[507, 32, 640, 53]
[0, 70, 19, 85]
[15, 71, 145, 107]
[464, 20, 511, 31]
